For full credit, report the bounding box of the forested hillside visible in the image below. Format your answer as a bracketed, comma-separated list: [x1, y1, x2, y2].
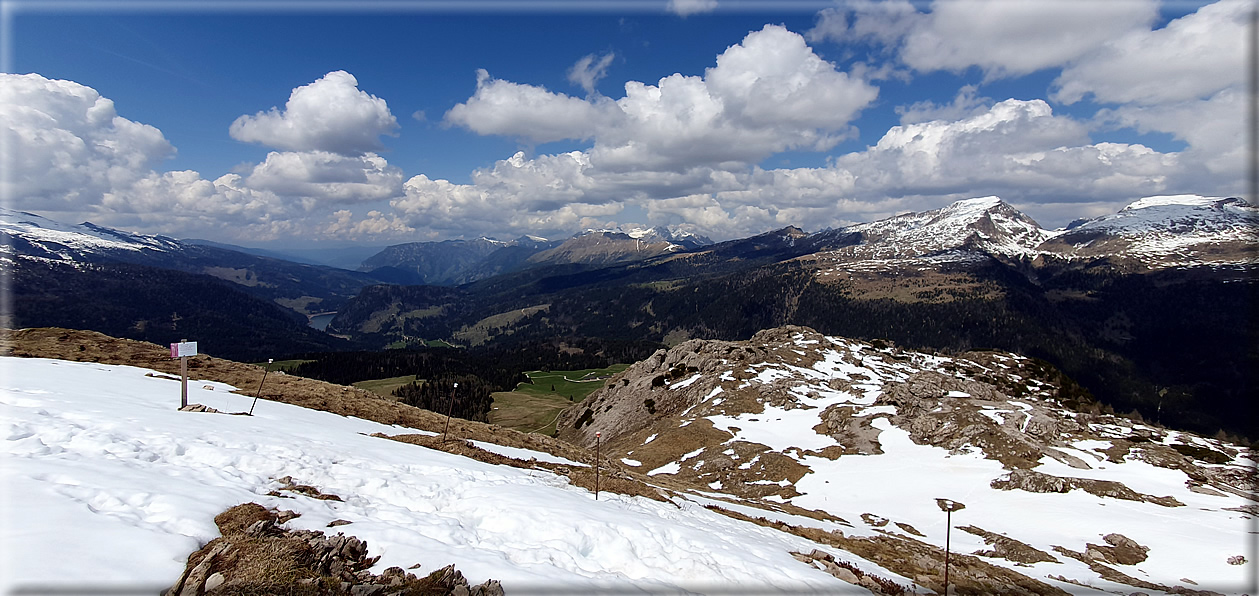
[330, 256, 1257, 441]
[11, 259, 356, 362]
[286, 337, 663, 422]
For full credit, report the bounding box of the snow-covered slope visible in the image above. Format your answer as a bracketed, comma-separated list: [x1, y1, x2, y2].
[0, 207, 183, 264]
[812, 197, 1055, 268]
[527, 229, 687, 266]
[806, 195, 1256, 274]
[1, 355, 912, 594]
[558, 326, 1255, 595]
[1038, 195, 1258, 269]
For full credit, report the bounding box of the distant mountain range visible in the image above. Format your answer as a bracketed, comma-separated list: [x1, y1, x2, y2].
[1, 208, 380, 360]
[358, 225, 713, 285]
[1, 208, 385, 317]
[4, 196, 1255, 436]
[323, 195, 1257, 439]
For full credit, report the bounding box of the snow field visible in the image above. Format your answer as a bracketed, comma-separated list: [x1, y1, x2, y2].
[665, 334, 1253, 594]
[788, 418, 1252, 593]
[2, 357, 864, 594]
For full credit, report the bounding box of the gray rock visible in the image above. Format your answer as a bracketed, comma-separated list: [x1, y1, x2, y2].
[472, 580, 505, 596]
[203, 572, 225, 592]
[832, 567, 859, 585]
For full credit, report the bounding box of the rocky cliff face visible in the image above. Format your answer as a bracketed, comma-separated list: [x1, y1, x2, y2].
[557, 325, 1254, 594]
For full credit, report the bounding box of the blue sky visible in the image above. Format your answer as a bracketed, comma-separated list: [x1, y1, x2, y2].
[1, 0, 1248, 247]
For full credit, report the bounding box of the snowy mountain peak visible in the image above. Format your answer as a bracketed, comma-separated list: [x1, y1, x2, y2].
[1039, 195, 1258, 269]
[1, 207, 182, 262]
[819, 196, 1050, 265]
[574, 225, 712, 249]
[938, 195, 1004, 214]
[1120, 194, 1230, 211]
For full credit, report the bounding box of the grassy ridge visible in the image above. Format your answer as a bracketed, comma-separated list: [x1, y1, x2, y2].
[353, 375, 420, 398]
[490, 365, 629, 435]
[516, 365, 629, 401]
[259, 359, 315, 372]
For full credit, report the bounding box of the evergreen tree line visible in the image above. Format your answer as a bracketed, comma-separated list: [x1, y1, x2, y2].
[289, 337, 660, 388]
[12, 259, 353, 362]
[393, 374, 494, 422]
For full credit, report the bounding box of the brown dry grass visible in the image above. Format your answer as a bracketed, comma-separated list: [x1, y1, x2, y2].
[566, 467, 669, 502]
[703, 504, 1069, 596]
[187, 503, 321, 595]
[213, 502, 279, 536]
[379, 433, 670, 502]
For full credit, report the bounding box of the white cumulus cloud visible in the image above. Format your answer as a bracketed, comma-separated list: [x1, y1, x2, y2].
[229, 70, 399, 155]
[444, 69, 612, 143]
[447, 25, 878, 174]
[826, 99, 1185, 217]
[1, 73, 174, 211]
[812, 0, 1159, 79]
[1052, 0, 1248, 106]
[325, 209, 415, 240]
[0, 72, 418, 243]
[243, 151, 404, 205]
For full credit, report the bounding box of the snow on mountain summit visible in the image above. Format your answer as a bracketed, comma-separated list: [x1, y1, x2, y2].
[0, 207, 182, 263]
[812, 196, 1053, 269]
[1119, 194, 1231, 212]
[1039, 195, 1258, 269]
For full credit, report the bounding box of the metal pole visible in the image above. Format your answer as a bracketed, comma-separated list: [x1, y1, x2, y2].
[595, 432, 601, 500]
[249, 359, 272, 416]
[442, 382, 458, 442]
[944, 509, 952, 596]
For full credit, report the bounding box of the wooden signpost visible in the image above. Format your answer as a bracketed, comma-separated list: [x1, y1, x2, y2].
[170, 340, 197, 409]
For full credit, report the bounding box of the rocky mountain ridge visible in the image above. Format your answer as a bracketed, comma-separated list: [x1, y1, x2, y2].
[557, 325, 1254, 594]
[1035, 195, 1257, 270]
[808, 194, 1256, 273]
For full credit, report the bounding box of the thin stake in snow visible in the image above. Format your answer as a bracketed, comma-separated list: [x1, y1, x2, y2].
[935, 498, 965, 595]
[249, 359, 273, 416]
[442, 382, 459, 442]
[595, 432, 601, 500]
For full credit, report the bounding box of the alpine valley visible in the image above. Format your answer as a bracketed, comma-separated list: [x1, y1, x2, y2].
[3, 194, 1256, 440]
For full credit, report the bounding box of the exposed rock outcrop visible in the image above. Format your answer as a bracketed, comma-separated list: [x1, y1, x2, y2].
[164, 503, 503, 596]
[990, 469, 1184, 507]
